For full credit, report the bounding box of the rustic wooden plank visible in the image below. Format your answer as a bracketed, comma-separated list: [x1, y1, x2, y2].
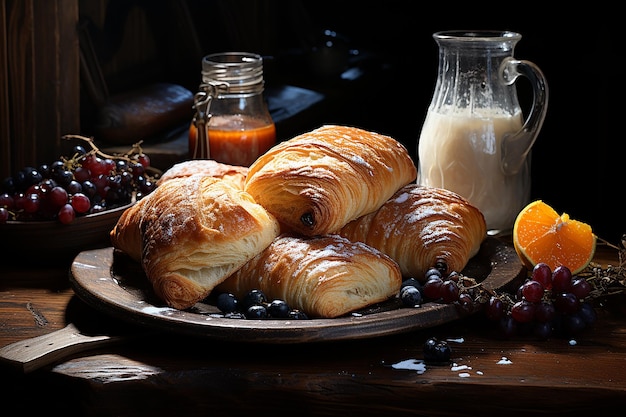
[0, 0, 9, 172]
[4, 0, 35, 178]
[56, 0, 81, 150]
[0, 0, 79, 180]
[32, 0, 80, 158]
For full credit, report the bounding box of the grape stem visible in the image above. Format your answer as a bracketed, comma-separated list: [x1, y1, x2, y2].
[62, 134, 162, 176]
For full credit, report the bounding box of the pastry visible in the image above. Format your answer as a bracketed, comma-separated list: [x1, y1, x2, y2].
[109, 196, 147, 263]
[216, 234, 403, 318]
[338, 184, 487, 280]
[112, 160, 249, 264]
[157, 159, 248, 189]
[110, 175, 280, 310]
[243, 125, 417, 236]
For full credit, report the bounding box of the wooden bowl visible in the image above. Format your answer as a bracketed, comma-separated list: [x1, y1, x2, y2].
[0, 203, 133, 266]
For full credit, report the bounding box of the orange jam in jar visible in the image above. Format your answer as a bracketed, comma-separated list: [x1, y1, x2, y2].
[189, 115, 275, 166]
[190, 52, 276, 166]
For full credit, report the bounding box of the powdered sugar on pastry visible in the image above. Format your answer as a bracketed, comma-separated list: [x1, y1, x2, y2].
[339, 184, 486, 280]
[244, 125, 417, 236]
[216, 234, 402, 318]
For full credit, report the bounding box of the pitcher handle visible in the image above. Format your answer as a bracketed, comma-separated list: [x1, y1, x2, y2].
[500, 58, 549, 176]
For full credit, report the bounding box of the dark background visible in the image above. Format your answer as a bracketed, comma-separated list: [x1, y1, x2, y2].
[85, 1, 623, 244]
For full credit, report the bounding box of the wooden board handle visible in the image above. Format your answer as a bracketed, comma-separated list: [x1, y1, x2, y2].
[0, 323, 124, 373]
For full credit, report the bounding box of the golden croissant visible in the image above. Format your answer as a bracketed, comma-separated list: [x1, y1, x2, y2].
[244, 125, 417, 236]
[110, 175, 280, 310]
[111, 160, 250, 263]
[216, 234, 403, 318]
[338, 184, 487, 280]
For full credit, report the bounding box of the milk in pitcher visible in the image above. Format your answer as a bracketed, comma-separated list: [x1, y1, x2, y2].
[417, 107, 530, 232]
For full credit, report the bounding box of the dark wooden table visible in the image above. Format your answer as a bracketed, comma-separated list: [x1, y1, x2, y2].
[1, 242, 625, 417]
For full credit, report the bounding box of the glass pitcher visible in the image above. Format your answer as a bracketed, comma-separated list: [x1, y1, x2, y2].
[417, 30, 548, 234]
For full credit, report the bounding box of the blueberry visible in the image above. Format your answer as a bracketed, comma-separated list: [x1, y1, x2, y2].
[423, 337, 451, 364]
[245, 304, 268, 319]
[216, 293, 238, 313]
[267, 299, 291, 318]
[241, 289, 267, 311]
[287, 310, 308, 320]
[400, 286, 423, 307]
[424, 267, 442, 281]
[401, 277, 422, 291]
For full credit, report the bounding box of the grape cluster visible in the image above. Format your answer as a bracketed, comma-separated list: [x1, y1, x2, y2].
[486, 263, 597, 339]
[215, 289, 309, 320]
[400, 259, 598, 340]
[0, 136, 158, 224]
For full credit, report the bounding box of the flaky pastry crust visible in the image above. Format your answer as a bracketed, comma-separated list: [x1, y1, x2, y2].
[110, 175, 280, 309]
[216, 234, 402, 318]
[244, 125, 417, 236]
[339, 184, 487, 280]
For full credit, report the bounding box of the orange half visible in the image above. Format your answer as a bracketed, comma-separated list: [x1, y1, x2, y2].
[513, 200, 596, 274]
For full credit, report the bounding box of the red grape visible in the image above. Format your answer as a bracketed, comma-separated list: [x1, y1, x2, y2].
[83, 155, 108, 177]
[0, 192, 14, 209]
[25, 183, 43, 196]
[0, 207, 9, 223]
[531, 262, 552, 290]
[422, 277, 443, 300]
[103, 158, 116, 174]
[521, 280, 545, 303]
[511, 300, 536, 323]
[73, 166, 91, 183]
[440, 280, 459, 303]
[48, 186, 69, 209]
[571, 277, 592, 299]
[564, 314, 586, 335]
[13, 193, 26, 210]
[533, 321, 553, 340]
[39, 179, 56, 193]
[578, 302, 597, 325]
[457, 292, 474, 313]
[92, 174, 109, 198]
[23, 193, 40, 213]
[554, 292, 580, 314]
[57, 203, 76, 224]
[499, 315, 518, 338]
[130, 161, 145, 177]
[71, 193, 91, 214]
[486, 296, 505, 321]
[534, 301, 556, 322]
[136, 153, 150, 168]
[552, 266, 573, 294]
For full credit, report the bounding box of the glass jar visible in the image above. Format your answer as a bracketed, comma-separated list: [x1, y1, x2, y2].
[190, 52, 276, 166]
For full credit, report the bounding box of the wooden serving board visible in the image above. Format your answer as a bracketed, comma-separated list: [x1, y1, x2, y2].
[69, 237, 524, 343]
[0, 237, 524, 372]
